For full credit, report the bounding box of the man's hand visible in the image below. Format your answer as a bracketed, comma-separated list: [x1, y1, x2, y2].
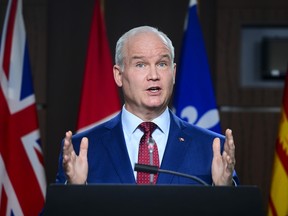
[62, 131, 89, 184]
[211, 129, 236, 186]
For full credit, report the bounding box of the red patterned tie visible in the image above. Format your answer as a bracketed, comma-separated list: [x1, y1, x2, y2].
[137, 122, 159, 184]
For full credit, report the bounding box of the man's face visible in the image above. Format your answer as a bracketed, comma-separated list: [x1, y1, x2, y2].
[114, 32, 176, 119]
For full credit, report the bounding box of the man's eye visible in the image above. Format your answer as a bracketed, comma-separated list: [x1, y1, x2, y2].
[136, 63, 145, 68]
[158, 62, 167, 67]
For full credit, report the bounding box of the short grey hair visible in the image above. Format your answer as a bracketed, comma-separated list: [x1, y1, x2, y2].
[114, 26, 175, 70]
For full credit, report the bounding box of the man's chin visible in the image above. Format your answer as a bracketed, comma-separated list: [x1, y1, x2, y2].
[145, 103, 166, 112]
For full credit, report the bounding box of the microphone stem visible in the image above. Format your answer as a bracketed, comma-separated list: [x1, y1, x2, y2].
[149, 146, 153, 184]
[134, 163, 209, 186]
[148, 137, 154, 184]
[159, 168, 209, 186]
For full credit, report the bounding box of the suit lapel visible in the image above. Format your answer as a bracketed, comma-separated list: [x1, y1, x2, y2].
[157, 112, 191, 184]
[101, 113, 136, 183]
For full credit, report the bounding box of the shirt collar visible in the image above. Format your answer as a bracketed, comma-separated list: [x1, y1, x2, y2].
[121, 105, 170, 135]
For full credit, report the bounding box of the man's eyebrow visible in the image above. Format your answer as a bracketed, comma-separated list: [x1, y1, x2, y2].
[159, 54, 171, 60]
[130, 54, 171, 62]
[131, 56, 145, 61]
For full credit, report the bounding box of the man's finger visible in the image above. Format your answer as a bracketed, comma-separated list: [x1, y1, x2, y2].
[79, 137, 88, 159]
[63, 131, 74, 164]
[225, 129, 234, 146]
[225, 129, 236, 164]
[212, 137, 221, 157]
[64, 131, 73, 150]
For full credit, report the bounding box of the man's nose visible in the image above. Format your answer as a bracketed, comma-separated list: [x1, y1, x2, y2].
[147, 66, 159, 80]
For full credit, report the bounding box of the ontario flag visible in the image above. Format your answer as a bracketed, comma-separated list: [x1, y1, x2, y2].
[76, 0, 121, 132]
[0, 0, 46, 215]
[173, 0, 221, 133]
[268, 72, 288, 216]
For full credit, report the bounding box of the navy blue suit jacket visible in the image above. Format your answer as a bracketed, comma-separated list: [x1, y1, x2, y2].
[56, 110, 239, 185]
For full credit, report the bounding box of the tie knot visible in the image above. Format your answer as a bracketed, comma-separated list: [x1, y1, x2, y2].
[139, 122, 157, 134]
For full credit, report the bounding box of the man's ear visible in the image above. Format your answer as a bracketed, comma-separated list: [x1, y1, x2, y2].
[173, 63, 176, 84]
[113, 65, 123, 87]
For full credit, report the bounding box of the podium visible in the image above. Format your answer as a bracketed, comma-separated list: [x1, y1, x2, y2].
[43, 184, 264, 216]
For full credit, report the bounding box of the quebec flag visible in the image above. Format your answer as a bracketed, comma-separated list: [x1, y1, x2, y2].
[173, 0, 221, 133]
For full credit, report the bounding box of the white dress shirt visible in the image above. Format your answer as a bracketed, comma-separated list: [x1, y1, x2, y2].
[121, 105, 170, 178]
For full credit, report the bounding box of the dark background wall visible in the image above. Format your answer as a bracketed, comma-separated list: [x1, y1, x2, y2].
[4, 0, 287, 214]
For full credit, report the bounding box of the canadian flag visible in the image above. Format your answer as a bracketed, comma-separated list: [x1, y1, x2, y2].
[0, 0, 46, 215]
[76, 0, 121, 132]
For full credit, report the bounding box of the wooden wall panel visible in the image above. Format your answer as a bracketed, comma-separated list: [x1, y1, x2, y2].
[23, 0, 48, 159]
[215, 2, 288, 107]
[220, 111, 280, 212]
[46, 0, 95, 184]
[215, 0, 288, 213]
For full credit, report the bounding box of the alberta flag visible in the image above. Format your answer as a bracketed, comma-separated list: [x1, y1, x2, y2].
[0, 0, 46, 215]
[173, 0, 221, 133]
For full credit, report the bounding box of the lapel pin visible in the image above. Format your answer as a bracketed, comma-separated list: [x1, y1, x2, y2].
[179, 137, 185, 142]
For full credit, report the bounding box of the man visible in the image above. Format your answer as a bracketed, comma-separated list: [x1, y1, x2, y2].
[56, 25, 238, 186]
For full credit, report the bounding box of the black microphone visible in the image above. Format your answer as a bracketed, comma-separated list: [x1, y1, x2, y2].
[134, 163, 209, 186]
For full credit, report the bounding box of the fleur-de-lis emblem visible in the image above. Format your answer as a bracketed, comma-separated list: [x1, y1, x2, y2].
[180, 105, 220, 129]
